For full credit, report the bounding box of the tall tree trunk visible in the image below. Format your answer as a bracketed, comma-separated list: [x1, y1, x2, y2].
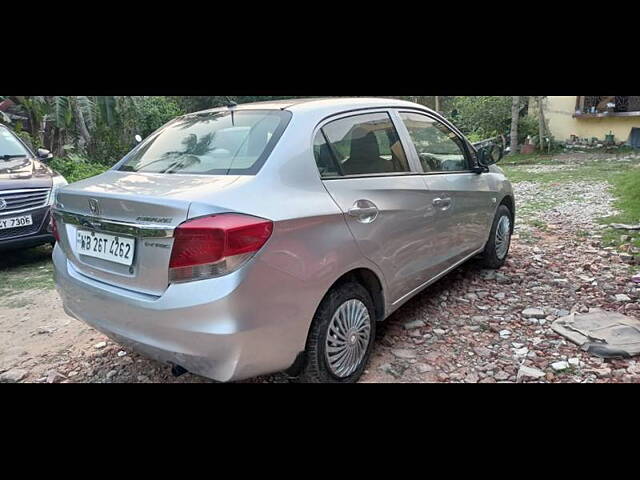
[510, 96, 520, 155]
[537, 96, 546, 152]
[72, 98, 92, 151]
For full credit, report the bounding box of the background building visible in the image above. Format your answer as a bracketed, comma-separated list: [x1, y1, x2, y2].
[533, 96, 640, 145]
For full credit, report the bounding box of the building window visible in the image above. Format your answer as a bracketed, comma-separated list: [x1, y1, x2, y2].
[575, 96, 640, 117]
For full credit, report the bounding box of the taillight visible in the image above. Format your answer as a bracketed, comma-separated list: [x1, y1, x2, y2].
[169, 214, 273, 283]
[49, 215, 60, 242]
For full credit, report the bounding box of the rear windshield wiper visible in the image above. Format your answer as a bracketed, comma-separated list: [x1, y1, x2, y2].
[1, 154, 28, 160]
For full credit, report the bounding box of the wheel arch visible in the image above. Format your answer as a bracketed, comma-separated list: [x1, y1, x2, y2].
[499, 194, 515, 232]
[328, 268, 386, 322]
[286, 267, 386, 378]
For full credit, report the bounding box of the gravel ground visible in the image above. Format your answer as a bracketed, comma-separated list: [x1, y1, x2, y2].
[1, 159, 639, 384]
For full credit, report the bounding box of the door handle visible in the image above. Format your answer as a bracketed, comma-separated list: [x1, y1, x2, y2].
[432, 197, 452, 210]
[348, 200, 379, 223]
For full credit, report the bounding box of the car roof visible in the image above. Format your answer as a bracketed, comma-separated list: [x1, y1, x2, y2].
[194, 97, 430, 115]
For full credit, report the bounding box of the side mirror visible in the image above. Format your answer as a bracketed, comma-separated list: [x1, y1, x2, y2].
[477, 144, 503, 168]
[37, 148, 53, 161]
[135, 135, 142, 144]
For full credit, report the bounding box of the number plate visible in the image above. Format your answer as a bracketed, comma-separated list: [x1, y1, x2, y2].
[0, 214, 33, 230]
[76, 230, 135, 266]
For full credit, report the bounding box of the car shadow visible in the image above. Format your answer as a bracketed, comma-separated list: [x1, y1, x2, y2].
[0, 244, 53, 270]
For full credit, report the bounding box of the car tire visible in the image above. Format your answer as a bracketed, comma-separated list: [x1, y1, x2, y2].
[479, 204, 513, 269]
[296, 281, 376, 383]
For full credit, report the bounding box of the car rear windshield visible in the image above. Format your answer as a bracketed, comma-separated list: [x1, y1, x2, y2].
[117, 110, 291, 175]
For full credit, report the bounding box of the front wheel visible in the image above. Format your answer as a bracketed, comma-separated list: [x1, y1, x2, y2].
[296, 282, 376, 383]
[479, 204, 513, 269]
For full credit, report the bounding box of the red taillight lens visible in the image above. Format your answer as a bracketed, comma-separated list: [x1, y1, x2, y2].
[49, 215, 60, 242]
[169, 214, 273, 282]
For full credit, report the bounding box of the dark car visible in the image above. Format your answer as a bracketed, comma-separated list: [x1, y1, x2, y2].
[0, 123, 67, 251]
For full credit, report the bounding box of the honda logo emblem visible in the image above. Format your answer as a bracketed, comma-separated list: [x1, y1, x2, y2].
[88, 198, 100, 217]
[0, 198, 6, 211]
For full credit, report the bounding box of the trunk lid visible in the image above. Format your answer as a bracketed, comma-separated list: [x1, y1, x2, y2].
[55, 171, 246, 296]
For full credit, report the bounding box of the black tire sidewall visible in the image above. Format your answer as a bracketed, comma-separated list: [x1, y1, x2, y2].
[300, 282, 376, 383]
[482, 205, 512, 269]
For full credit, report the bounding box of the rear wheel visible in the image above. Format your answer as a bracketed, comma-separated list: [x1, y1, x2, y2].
[479, 204, 512, 269]
[297, 282, 376, 383]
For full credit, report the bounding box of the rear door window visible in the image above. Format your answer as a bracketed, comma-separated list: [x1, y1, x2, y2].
[316, 112, 410, 176]
[313, 131, 341, 177]
[399, 112, 470, 173]
[118, 110, 291, 175]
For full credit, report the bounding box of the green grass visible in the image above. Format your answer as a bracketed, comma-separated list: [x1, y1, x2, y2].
[500, 153, 558, 166]
[0, 245, 55, 297]
[503, 153, 640, 253]
[598, 167, 640, 250]
[503, 160, 637, 184]
[529, 219, 548, 231]
[49, 157, 109, 183]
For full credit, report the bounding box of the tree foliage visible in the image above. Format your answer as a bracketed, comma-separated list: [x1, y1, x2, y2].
[1, 95, 535, 182]
[448, 96, 534, 144]
[449, 96, 513, 139]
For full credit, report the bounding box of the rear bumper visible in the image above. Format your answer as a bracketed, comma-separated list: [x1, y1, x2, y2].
[52, 244, 312, 382]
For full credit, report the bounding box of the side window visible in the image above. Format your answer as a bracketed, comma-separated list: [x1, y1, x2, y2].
[313, 131, 340, 177]
[399, 112, 469, 173]
[320, 112, 410, 176]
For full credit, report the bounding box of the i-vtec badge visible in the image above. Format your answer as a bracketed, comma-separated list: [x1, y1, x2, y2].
[88, 198, 100, 216]
[136, 216, 173, 224]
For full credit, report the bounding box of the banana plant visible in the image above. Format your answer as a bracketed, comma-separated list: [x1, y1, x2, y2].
[53, 96, 96, 146]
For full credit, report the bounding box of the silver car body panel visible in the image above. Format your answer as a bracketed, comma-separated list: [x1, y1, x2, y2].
[53, 98, 514, 381]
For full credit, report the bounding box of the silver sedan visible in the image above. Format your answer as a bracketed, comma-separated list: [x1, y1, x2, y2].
[52, 98, 514, 383]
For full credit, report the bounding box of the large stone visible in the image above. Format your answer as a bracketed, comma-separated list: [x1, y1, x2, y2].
[551, 361, 569, 372]
[391, 349, 417, 360]
[473, 347, 492, 357]
[522, 308, 546, 319]
[46, 371, 66, 384]
[416, 364, 433, 374]
[619, 253, 635, 264]
[517, 366, 545, 382]
[464, 372, 480, 383]
[403, 320, 426, 330]
[627, 364, 640, 375]
[0, 368, 28, 383]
